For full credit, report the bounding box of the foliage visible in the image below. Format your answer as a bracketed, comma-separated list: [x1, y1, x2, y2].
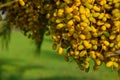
[0, 21, 11, 49]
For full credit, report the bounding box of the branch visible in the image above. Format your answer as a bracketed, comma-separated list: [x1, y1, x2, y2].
[106, 50, 120, 57]
[0, 0, 19, 9]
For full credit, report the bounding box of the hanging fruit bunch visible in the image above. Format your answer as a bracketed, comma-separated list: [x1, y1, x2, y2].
[0, 0, 120, 75]
[45, 0, 120, 73]
[4, 0, 48, 41]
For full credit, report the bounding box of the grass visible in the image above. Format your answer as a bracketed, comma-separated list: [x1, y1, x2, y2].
[0, 31, 120, 80]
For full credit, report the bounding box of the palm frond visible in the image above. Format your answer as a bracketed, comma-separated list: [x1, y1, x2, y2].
[35, 28, 46, 54]
[0, 20, 11, 49]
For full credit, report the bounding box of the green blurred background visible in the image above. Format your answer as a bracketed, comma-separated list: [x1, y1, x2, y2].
[0, 31, 120, 80]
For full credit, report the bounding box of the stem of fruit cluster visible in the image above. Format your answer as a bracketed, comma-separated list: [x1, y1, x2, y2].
[0, 0, 19, 9]
[107, 50, 120, 57]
